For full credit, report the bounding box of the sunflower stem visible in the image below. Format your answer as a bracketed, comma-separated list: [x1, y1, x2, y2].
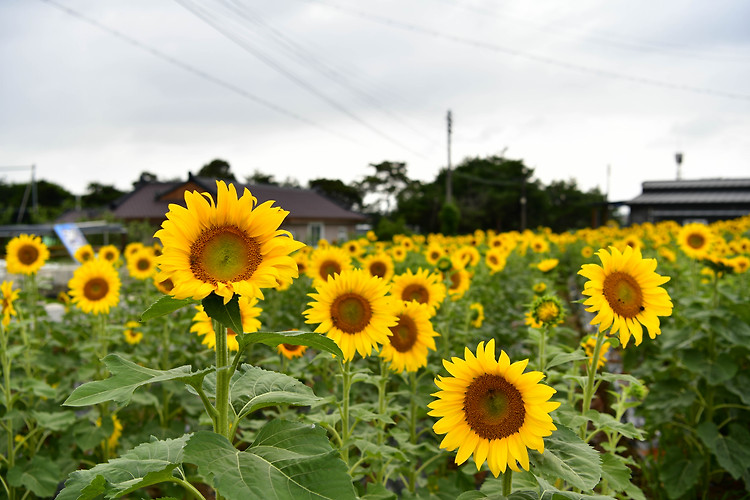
[376, 357, 389, 485]
[339, 360, 352, 466]
[580, 328, 606, 440]
[213, 319, 231, 440]
[539, 324, 548, 371]
[408, 370, 418, 492]
[1, 323, 17, 500]
[502, 469, 513, 495]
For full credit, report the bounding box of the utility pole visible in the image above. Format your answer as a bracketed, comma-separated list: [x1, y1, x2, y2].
[520, 168, 527, 231]
[0, 165, 37, 223]
[675, 152, 683, 180]
[446, 110, 453, 204]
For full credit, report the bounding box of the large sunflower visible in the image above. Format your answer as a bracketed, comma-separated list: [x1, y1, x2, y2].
[390, 268, 446, 315]
[677, 223, 713, 259]
[306, 246, 353, 283]
[428, 339, 560, 477]
[155, 181, 305, 303]
[379, 301, 439, 373]
[578, 246, 673, 347]
[68, 259, 121, 315]
[5, 234, 49, 275]
[190, 295, 262, 351]
[1, 281, 20, 326]
[304, 269, 397, 362]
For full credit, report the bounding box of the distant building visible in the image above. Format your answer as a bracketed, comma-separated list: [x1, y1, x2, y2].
[627, 178, 750, 225]
[112, 174, 368, 244]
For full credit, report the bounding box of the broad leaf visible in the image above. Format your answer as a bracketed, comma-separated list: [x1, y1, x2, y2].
[599, 453, 632, 492]
[658, 447, 702, 500]
[7, 455, 62, 498]
[536, 477, 614, 500]
[141, 295, 195, 321]
[31, 409, 77, 432]
[64, 354, 214, 407]
[184, 421, 357, 500]
[697, 422, 750, 479]
[530, 424, 601, 491]
[239, 330, 343, 358]
[57, 434, 190, 500]
[202, 292, 243, 333]
[545, 351, 588, 371]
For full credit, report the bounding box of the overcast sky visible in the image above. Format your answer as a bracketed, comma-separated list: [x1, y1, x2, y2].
[1, 0, 749, 206]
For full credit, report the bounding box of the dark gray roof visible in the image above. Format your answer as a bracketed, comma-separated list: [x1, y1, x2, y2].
[113, 176, 367, 222]
[629, 191, 750, 205]
[648, 209, 750, 218]
[641, 178, 750, 190]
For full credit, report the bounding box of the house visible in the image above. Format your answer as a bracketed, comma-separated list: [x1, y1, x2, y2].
[627, 178, 750, 225]
[111, 174, 368, 244]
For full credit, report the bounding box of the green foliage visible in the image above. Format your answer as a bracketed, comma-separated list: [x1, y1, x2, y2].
[198, 158, 236, 180]
[439, 201, 460, 235]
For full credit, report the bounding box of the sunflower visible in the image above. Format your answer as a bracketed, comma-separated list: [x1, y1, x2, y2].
[578, 246, 673, 347]
[532, 282, 547, 295]
[96, 414, 123, 452]
[278, 342, 308, 359]
[524, 311, 543, 329]
[469, 302, 485, 328]
[424, 243, 446, 266]
[391, 245, 408, 263]
[581, 246, 594, 259]
[485, 248, 507, 274]
[530, 295, 565, 327]
[123, 321, 143, 345]
[343, 239, 364, 258]
[366, 230, 378, 242]
[155, 181, 305, 303]
[581, 336, 609, 370]
[152, 272, 175, 295]
[306, 246, 353, 283]
[390, 268, 447, 315]
[455, 246, 481, 268]
[678, 223, 713, 259]
[304, 269, 397, 362]
[98, 244, 120, 264]
[1, 281, 20, 327]
[428, 339, 560, 477]
[74, 244, 95, 264]
[359, 252, 395, 283]
[124, 242, 145, 259]
[536, 258, 559, 273]
[127, 248, 158, 280]
[529, 236, 550, 253]
[190, 295, 262, 351]
[445, 268, 471, 301]
[68, 259, 121, 315]
[293, 252, 309, 277]
[5, 234, 49, 275]
[379, 301, 439, 372]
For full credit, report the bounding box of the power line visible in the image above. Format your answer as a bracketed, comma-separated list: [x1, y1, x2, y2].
[297, 0, 750, 102]
[38, 0, 354, 142]
[176, 0, 430, 158]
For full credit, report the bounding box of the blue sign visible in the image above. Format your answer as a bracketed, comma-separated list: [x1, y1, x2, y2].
[54, 223, 89, 259]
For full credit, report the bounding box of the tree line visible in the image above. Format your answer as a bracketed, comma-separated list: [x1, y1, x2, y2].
[0, 156, 608, 234]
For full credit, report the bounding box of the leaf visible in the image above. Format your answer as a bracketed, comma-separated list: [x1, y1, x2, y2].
[56, 434, 190, 500]
[697, 422, 750, 479]
[530, 424, 602, 491]
[725, 371, 750, 405]
[202, 292, 243, 333]
[31, 409, 77, 432]
[7, 455, 62, 498]
[599, 453, 632, 492]
[184, 422, 358, 500]
[585, 411, 645, 440]
[658, 447, 702, 500]
[230, 364, 321, 418]
[140, 295, 195, 321]
[64, 354, 214, 407]
[239, 330, 343, 358]
[361, 482, 399, 499]
[545, 351, 588, 371]
[536, 477, 614, 500]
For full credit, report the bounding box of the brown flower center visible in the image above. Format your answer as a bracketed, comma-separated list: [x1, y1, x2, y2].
[330, 293, 372, 334]
[388, 314, 418, 352]
[158, 278, 174, 292]
[603, 271, 643, 318]
[84, 278, 110, 301]
[136, 258, 151, 271]
[319, 260, 341, 281]
[282, 343, 302, 352]
[402, 284, 428, 304]
[369, 261, 387, 278]
[190, 226, 261, 284]
[687, 233, 705, 249]
[463, 374, 526, 440]
[18, 244, 39, 265]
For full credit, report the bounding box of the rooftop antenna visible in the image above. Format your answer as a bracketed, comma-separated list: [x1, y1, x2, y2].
[675, 152, 683, 180]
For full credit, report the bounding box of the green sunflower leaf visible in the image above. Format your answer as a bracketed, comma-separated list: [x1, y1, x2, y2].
[599, 452, 632, 492]
[530, 424, 602, 491]
[238, 330, 343, 358]
[697, 422, 750, 479]
[202, 292, 243, 333]
[56, 434, 190, 500]
[7, 456, 62, 498]
[184, 422, 357, 500]
[63, 354, 214, 407]
[140, 295, 195, 321]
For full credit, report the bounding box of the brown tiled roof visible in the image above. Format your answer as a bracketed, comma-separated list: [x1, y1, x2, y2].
[112, 176, 367, 223]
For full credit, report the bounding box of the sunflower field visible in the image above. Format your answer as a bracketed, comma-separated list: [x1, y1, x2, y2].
[1, 181, 750, 500]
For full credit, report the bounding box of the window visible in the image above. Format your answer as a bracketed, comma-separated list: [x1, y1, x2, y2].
[308, 222, 324, 244]
[338, 226, 348, 242]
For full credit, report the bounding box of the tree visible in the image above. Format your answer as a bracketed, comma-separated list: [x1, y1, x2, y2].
[82, 182, 125, 207]
[245, 170, 278, 186]
[197, 159, 236, 181]
[308, 178, 363, 211]
[133, 171, 158, 186]
[357, 161, 411, 214]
